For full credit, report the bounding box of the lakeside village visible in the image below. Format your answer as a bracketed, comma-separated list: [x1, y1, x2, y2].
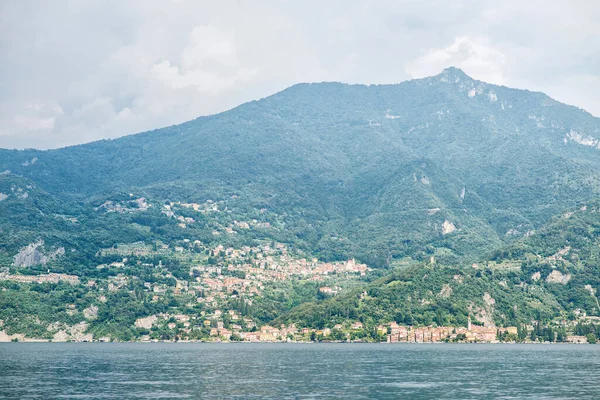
[126, 315, 594, 344]
[1, 203, 599, 344]
[2, 256, 597, 344]
[1, 240, 374, 343]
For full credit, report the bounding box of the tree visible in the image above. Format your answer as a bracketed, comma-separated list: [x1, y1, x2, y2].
[517, 324, 527, 341]
[586, 333, 597, 344]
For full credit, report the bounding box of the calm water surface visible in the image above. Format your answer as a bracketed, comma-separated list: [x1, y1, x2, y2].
[0, 343, 599, 399]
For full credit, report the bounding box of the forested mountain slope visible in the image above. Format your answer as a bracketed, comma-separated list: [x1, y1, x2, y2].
[2, 67, 600, 265]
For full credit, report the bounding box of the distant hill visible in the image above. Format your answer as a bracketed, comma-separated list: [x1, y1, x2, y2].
[3, 67, 600, 265]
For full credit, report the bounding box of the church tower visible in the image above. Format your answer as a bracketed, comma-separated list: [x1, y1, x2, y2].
[467, 315, 472, 331]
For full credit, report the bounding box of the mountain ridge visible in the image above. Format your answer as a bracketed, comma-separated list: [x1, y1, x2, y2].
[3, 66, 597, 152]
[2, 68, 600, 267]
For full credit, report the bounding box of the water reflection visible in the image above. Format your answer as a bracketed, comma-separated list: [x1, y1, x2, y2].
[0, 343, 599, 399]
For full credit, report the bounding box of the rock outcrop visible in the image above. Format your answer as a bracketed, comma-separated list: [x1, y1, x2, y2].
[13, 241, 65, 267]
[546, 270, 571, 284]
[442, 220, 457, 235]
[135, 315, 158, 329]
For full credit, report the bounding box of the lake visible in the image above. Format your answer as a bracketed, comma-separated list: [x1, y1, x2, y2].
[0, 343, 598, 399]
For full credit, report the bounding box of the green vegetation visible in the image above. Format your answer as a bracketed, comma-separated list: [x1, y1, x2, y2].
[276, 200, 600, 331]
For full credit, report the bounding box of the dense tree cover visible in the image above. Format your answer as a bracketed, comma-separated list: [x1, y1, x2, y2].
[0, 276, 346, 340]
[275, 264, 557, 329]
[276, 200, 600, 329]
[0, 281, 89, 338]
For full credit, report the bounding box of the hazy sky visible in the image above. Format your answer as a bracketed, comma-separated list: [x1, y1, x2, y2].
[1, 0, 599, 149]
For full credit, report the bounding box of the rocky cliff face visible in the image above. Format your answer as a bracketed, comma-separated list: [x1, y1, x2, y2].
[13, 241, 65, 267]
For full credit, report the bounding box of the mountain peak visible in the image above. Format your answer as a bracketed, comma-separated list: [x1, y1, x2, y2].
[440, 66, 472, 80]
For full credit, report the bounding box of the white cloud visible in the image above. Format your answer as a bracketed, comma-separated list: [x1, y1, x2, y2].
[13, 116, 56, 131]
[151, 25, 257, 93]
[0, 100, 63, 146]
[182, 25, 238, 69]
[405, 36, 506, 84]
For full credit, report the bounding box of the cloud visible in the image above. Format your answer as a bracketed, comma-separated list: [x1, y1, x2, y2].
[151, 25, 257, 93]
[183, 25, 238, 69]
[0, 99, 63, 146]
[0, 0, 598, 149]
[405, 36, 506, 84]
[13, 116, 56, 132]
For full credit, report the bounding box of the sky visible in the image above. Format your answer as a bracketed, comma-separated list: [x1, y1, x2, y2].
[1, 0, 599, 149]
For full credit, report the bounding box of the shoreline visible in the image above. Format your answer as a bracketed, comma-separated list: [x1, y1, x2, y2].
[0, 339, 594, 345]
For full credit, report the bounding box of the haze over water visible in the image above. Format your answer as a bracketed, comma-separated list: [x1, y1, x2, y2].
[1, 343, 599, 399]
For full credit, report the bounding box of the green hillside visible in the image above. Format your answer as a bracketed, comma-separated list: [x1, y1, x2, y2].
[277, 200, 600, 329]
[2, 68, 600, 266]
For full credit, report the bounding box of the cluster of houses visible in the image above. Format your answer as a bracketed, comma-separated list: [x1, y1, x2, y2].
[91, 239, 369, 312]
[207, 322, 336, 342]
[202, 318, 502, 343]
[186, 313, 503, 343]
[0, 271, 79, 285]
[96, 197, 150, 214]
[177, 200, 221, 214]
[189, 244, 368, 301]
[385, 319, 499, 343]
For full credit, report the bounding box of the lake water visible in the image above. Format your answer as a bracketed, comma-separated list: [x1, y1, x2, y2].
[1, 343, 599, 399]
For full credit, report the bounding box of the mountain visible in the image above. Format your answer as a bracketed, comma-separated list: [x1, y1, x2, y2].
[2, 68, 600, 267]
[2, 67, 600, 341]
